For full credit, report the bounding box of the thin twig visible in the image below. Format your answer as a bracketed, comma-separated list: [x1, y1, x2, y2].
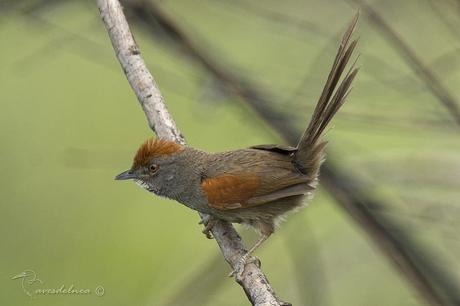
[350, 0, 460, 127]
[96, 0, 290, 305]
[215, 0, 329, 38]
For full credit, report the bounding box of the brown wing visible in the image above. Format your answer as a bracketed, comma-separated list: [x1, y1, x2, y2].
[201, 174, 261, 210]
[201, 149, 314, 210]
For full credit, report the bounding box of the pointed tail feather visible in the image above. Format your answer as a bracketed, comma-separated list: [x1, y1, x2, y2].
[294, 13, 359, 175]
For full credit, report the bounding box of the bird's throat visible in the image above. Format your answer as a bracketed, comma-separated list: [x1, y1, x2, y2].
[135, 179, 159, 194]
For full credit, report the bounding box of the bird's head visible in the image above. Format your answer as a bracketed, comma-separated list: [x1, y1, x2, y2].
[115, 138, 188, 197]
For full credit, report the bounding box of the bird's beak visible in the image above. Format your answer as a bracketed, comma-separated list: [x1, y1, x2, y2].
[115, 169, 137, 180]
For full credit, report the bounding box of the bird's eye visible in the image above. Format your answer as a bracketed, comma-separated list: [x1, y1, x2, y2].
[149, 164, 159, 173]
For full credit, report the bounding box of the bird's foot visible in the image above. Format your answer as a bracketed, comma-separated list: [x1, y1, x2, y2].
[228, 255, 261, 279]
[199, 215, 217, 239]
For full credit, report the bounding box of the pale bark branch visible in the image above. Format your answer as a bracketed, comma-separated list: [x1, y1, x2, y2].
[96, 0, 290, 305]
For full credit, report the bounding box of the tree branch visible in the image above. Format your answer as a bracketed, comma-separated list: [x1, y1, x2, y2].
[96, 0, 290, 305]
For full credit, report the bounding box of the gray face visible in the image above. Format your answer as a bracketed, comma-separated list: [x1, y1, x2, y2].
[144, 160, 181, 197]
[115, 149, 205, 201]
[116, 154, 177, 195]
[115, 148, 210, 213]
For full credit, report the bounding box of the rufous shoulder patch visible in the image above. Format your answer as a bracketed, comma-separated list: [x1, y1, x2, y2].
[201, 174, 261, 210]
[133, 138, 183, 168]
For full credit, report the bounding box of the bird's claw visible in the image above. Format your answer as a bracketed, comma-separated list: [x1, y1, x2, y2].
[202, 228, 214, 239]
[228, 255, 261, 279]
[200, 215, 217, 239]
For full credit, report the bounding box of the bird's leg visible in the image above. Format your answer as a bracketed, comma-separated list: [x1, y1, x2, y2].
[229, 233, 270, 278]
[229, 221, 274, 279]
[199, 215, 218, 239]
[243, 233, 269, 264]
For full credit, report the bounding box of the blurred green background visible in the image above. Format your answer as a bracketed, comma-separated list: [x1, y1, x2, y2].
[1, 0, 460, 305]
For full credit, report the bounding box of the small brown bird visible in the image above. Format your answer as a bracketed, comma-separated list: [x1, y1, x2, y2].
[116, 16, 358, 275]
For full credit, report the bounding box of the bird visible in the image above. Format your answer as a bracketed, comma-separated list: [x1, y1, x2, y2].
[115, 14, 359, 276]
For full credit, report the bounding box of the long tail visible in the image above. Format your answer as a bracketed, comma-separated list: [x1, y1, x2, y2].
[294, 13, 359, 176]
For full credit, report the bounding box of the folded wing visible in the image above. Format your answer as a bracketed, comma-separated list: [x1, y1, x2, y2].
[201, 149, 313, 210]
